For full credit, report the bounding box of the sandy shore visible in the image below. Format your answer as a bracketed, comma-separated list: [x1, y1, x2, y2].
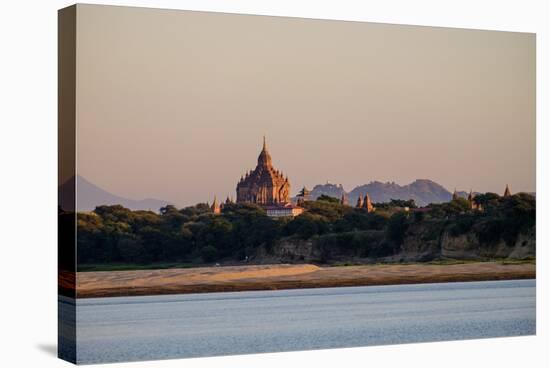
[68, 262, 535, 298]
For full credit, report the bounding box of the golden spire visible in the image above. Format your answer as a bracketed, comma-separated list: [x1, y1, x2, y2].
[257, 136, 273, 167]
[363, 193, 374, 212]
[211, 196, 221, 214]
[504, 184, 511, 197]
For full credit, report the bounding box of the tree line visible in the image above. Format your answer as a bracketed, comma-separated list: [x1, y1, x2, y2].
[74, 192, 535, 268]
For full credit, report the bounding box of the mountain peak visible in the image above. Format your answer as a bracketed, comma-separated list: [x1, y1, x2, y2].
[308, 179, 454, 207]
[59, 175, 171, 212]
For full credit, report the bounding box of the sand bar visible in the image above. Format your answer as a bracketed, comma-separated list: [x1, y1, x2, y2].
[63, 262, 536, 298]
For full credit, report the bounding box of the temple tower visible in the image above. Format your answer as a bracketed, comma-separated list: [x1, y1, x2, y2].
[296, 186, 311, 206]
[503, 184, 512, 197]
[363, 193, 374, 212]
[211, 196, 221, 214]
[236, 137, 291, 205]
[340, 193, 349, 206]
[356, 193, 364, 208]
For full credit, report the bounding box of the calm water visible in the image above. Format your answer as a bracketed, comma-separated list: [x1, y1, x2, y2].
[66, 279, 535, 364]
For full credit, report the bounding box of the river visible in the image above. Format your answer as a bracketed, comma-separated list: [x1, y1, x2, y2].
[63, 279, 535, 364]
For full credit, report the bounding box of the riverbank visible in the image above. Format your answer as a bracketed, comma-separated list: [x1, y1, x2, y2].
[67, 261, 535, 298]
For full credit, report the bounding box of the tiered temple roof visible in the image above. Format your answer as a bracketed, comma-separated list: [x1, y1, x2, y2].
[236, 137, 291, 205]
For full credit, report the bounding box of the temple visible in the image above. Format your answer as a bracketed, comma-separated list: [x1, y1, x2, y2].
[503, 184, 512, 197]
[340, 193, 349, 206]
[210, 196, 221, 214]
[296, 186, 311, 206]
[355, 193, 375, 212]
[236, 137, 291, 205]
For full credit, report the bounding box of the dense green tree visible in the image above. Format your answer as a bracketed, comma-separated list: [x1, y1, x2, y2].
[385, 212, 409, 245]
[316, 195, 341, 204]
[302, 198, 352, 222]
[375, 199, 417, 209]
[334, 210, 388, 232]
[76, 193, 535, 267]
[473, 193, 500, 210]
[428, 197, 471, 217]
[200, 245, 219, 262]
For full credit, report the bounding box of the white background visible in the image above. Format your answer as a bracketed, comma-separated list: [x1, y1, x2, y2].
[0, 0, 547, 367]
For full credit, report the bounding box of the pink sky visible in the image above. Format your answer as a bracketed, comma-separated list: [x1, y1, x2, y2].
[74, 5, 535, 206]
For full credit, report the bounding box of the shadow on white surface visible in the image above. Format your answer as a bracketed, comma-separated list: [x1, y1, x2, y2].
[36, 344, 57, 357]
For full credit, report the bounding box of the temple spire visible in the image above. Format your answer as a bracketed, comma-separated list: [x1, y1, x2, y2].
[257, 135, 272, 167]
[356, 193, 364, 208]
[504, 184, 511, 197]
[211, 196, 220, 214]
[363, 193, 374, 212]
[340, 193, 348, 206]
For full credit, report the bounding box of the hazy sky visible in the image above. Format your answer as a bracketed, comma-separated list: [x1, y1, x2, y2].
[76, 5, 535, 206]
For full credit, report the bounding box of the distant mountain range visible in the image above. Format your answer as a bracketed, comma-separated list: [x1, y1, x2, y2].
[309, 179, 470, 207]
[59, 176, 171, 212]
[60, 176, 515, 212]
